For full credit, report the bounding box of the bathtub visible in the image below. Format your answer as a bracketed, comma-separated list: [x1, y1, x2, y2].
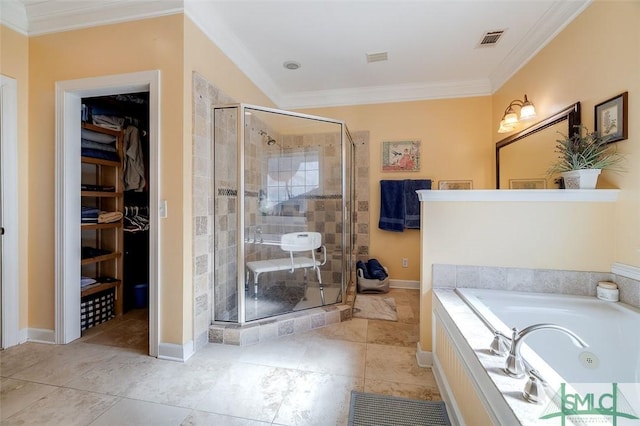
[432, 288, 640, 426]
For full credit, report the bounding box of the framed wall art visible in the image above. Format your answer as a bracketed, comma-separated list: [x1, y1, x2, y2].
[382, 140, 420, 172]
[595, 91, 628, 143]
[438, 180, 473, 190]
[509, 178, 546, 189]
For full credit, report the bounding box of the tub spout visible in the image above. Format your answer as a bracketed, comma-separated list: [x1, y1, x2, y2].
[504, 323, 588, 378]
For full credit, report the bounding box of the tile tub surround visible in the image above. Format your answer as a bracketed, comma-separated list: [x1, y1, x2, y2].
[432, 264, 640, 308]
[432, 289, 564, 426]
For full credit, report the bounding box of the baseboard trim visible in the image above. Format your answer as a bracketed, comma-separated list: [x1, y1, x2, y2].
[415, 341, 433, 367]
[390, 279, 420, 290]
[611, 262, 640, 281]
[158, 340, 194, 362]
[27, 328, 56, 344]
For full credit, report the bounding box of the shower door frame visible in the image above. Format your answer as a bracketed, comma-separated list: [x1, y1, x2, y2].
[213, 103, 354, 324]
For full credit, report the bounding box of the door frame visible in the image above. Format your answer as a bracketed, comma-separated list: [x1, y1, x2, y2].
[1, 75, 20, 349]
[55, 70, 160, 356]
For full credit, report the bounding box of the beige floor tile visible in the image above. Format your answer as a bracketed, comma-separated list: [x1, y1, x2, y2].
[64, 349, 163, 396]
[308, 317, 368, 343]
[273, 370, 363, 426]
[0, 285, 441, 425]
[0, 342, 57, 378]
[121, 357, 233, 408]
[364, 343, 433, 386]
[194, 363, 294, 422]
[2, 387, 118, 426]
[90, 398, 191, 425]
[364, 377, 442, 401]
[0, 378, 58, 420]
[10, 342, 120, 386]
[296, 338, 366, 378]
[83, 318, 149, 353]
[181, 410, 270, 425]
[366, 320, 418, 347]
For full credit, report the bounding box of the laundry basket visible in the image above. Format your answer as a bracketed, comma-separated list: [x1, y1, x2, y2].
[357, 267, 390, 294]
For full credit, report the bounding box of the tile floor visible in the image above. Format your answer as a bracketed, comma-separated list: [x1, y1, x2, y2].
[0, 288, 441, 425]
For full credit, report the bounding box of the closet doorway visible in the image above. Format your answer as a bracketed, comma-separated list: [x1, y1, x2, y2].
[55, 71, 159, 357]
[80, 92, 151, 352]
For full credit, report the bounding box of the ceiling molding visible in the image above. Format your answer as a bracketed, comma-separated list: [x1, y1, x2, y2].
[278, 79, 493, 110]
[15, 0, 183, 36]
[184, 1, 284, 107]
[1, 0, 591, 109]
[0, 0, 29, 35]
[489, 0, 591, 92]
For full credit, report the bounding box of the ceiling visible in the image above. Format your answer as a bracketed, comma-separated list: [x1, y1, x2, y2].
[2, 0, 590, 109]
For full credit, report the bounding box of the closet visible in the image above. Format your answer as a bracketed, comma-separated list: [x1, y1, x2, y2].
[80, 93, 150, 334]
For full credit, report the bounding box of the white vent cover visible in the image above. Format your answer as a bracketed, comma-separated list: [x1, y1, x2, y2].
[366, 52, 388, 63]
[478, 30, 505, 47]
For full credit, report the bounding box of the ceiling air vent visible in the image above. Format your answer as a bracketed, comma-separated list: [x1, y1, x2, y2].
[366, 51, 388, 63]
[478, 30, 505, 47]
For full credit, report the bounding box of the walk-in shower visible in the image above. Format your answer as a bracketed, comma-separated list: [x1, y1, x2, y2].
[213, 104, 355, 323]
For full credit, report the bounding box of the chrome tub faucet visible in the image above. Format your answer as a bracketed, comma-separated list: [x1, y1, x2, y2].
[504, 323, 588, 378]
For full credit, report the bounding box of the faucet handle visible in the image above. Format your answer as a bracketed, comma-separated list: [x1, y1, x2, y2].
[523, 368, 547, 404]
[489, 331, 510, 356]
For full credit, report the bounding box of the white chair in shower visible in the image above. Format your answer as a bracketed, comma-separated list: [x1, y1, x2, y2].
[246, 232, 327, 304]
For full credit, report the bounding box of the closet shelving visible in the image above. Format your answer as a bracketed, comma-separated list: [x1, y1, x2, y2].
[80, 122, 124, 317]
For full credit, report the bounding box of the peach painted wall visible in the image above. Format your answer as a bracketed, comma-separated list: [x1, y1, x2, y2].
[182, 16, 276, 340]
[300, 97, 493, 280]
[494, 0, 640, 267]
[27, 15, 186, 344]
[0, 25, 30, 332]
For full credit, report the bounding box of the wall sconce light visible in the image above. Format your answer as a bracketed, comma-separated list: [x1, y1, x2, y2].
[497, 94, 537, 133]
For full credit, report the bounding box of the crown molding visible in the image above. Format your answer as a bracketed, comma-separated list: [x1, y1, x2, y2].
[6, 0, 183, 36]
[184, 1, 284, 107]
[0, 0, 29, 35]
[278, 79, 493, 110]
[489, 0, 591, 92]
[1, 0, 591, 108]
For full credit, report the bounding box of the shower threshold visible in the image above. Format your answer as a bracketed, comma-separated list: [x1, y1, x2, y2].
[209, 302, 353, 346]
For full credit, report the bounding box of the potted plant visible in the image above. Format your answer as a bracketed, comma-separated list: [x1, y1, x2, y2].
[547, 125, 625, 189]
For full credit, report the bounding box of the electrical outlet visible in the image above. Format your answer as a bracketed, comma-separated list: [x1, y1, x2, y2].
[402, 258, 409, 268]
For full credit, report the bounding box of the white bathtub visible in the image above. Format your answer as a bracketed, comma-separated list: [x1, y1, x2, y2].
[456, 288, 640, 384]
[432, 288, 640, 426]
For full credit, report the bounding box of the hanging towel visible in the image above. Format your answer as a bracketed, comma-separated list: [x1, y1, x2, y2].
[379, 180, 405, 232]
[404, 179, 431, 229]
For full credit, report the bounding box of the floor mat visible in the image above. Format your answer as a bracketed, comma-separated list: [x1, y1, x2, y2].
[348, 391, 450, 426]
[353, 295, 397, 321]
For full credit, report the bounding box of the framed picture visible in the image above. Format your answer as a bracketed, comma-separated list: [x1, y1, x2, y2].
[438, 180, 473, 190]
[382, 140, 420, 172]
[595, 91, 628, 143]
[509, 178, 546, 189]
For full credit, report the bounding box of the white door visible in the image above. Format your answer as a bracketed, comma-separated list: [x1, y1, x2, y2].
[1, 75, 20, 349]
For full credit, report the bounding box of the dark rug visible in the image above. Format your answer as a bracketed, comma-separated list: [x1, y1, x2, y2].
[348, 391, 450, 426]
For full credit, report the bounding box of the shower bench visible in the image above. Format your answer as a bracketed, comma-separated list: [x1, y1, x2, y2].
[246, 232, 327, 304]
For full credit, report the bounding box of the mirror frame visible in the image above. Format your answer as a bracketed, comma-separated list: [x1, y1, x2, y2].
[496, 102, 581, 188]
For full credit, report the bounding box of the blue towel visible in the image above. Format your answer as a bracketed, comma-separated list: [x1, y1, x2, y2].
[404, 179, 431, 229]
[379, 180, 405, 232]
[367, 259, 388, 280]
[356, 260, 372, 279]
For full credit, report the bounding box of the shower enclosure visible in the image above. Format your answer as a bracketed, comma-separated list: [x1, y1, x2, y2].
[213, 104, 355, 323]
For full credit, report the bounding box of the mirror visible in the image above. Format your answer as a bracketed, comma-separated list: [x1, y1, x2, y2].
[496, 102, 581, 189]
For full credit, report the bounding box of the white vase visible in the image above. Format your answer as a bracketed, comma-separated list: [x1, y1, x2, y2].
[561, 169, 601, 189]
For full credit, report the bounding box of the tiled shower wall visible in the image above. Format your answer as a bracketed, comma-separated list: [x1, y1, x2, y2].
[192, 72, 371, 343]
[192, 73, 235, 347]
